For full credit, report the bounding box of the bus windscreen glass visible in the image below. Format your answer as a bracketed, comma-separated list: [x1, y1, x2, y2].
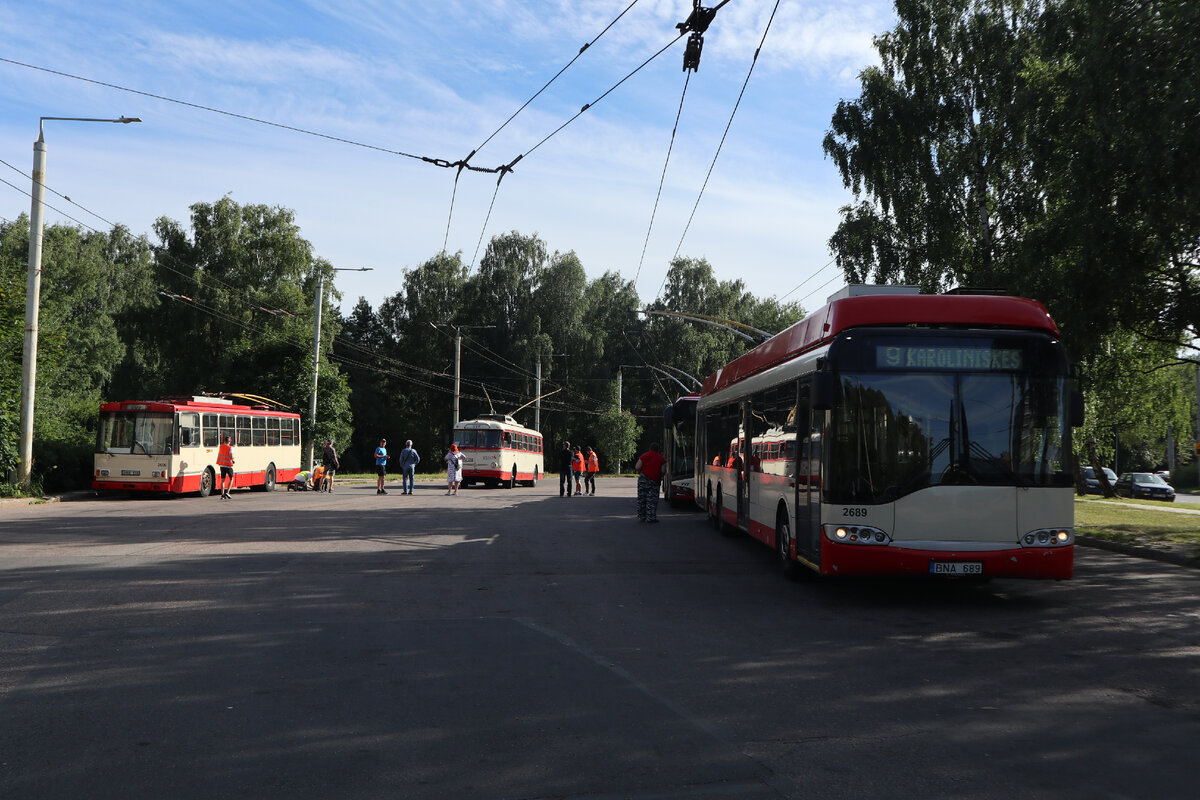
[826, 334, 1071, 504]
[97, 411, 175, 455]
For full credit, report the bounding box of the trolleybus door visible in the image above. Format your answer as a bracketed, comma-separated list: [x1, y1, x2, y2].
[737, 402, 752, 532]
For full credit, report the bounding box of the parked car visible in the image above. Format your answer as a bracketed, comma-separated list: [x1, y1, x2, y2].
[1155, 470, 1172, 485]
[1082, 466, 1118, 494]
[1113, 472, 1176, 502]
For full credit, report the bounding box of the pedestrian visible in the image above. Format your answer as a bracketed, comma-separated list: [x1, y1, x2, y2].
[634, 442, 666, 523]
[398, 439, 420, 495]
[558, 440, 573, 497]
[444, 442, 464, 495]
[375, 438, 390, 495]
[217, 434, 235, 499]
[584, 446, 599, 496]
[320, 438, 340, 492]
[572, 447, 585, 496]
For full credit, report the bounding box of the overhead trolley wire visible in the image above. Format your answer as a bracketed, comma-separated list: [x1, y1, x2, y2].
[660, 0, 783, 300]
[0, 56, 511, 175]
[634, 69, 692, 287]
[466, 0, 644, 161]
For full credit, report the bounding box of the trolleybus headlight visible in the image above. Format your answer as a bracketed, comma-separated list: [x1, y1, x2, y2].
[1020, 528, 1074, 547]
[825, 524, 890, 546]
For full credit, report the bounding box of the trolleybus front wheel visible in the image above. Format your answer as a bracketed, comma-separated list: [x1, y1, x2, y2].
[776, 508, 802, 581]
[198, 467, 215, 498]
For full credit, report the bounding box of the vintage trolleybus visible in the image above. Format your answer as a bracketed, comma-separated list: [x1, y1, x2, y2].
[93, 396, 303, 496]
[453, 413, 544, 488]
[695, 286, 1081, 579]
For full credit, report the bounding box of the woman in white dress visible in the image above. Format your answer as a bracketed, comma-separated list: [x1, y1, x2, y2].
[444, 443, 465, 495]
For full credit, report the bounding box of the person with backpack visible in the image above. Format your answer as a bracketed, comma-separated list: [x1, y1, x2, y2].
[398, 440, 420, 495]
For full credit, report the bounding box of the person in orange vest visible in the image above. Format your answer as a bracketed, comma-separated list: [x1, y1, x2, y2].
[584, 446, 599, 496]
[217, 434, 235, 499]
[572, 447, 586, 496]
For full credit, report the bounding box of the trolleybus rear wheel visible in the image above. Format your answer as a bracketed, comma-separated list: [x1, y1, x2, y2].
[199, 467, 215, 498]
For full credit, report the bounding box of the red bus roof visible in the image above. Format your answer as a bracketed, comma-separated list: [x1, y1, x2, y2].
[98, 397, 299, 416]
[701, 292, 1059, 396]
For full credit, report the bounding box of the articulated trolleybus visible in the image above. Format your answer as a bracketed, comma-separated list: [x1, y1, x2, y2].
[696, 286, 1081, 580]
[454, 413, 544, 488]
[94, 396, 302, 496]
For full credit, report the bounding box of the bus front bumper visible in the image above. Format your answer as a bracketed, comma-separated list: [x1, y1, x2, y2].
[820, 540, 1074, 580]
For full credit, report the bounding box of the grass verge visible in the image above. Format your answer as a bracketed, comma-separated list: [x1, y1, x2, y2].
[1074, 498, 1200, 546]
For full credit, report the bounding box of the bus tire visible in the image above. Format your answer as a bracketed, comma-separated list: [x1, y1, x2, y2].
[707, 486, 718, 529]
[254, 463, 276, 492]
[776, 507, 801, 581]
[506, 465, 517, 489]
[199, 467, 215, 498]
[715, 489, 735, 536]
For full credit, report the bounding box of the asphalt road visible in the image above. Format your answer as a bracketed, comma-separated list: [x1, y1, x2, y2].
[2, 478, 1199, 799]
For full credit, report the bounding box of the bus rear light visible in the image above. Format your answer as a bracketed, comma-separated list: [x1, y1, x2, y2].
[97, 469, 110, 477]
[826, 524, 890, 545]
[1021, 528, 1073, 547]
[150, 470, 167, 479]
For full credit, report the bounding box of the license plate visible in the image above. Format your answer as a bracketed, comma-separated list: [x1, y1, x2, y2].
[929, 561, 983, 576]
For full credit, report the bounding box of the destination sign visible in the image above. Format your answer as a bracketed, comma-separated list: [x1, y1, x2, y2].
[875, 345, 1023, 370]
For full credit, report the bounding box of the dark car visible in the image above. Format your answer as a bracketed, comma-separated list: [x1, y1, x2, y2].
[1113, 472, 1176, 502]
[1082, 466, 1118, 494]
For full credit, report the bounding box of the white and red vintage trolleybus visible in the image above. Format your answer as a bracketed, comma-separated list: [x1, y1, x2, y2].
[695, 285, 1081, 580]
[453, 413, 544, 489]
[93, 396, 303, 496]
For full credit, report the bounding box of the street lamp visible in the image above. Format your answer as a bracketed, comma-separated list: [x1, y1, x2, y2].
[16, 115, 140, 486]
[308, 267, 373, 469]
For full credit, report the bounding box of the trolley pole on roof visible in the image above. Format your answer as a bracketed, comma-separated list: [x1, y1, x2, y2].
[308, 267, 371, 469]
[16, 115, 140, 486]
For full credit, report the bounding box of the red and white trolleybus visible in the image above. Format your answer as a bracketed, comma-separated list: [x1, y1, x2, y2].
[93, 396, 303, 496]
[453, 413, 544, 489]
[695, 285, 1082, 580]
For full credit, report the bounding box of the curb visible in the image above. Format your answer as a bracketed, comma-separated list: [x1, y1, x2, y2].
[1077, 535, 1200, 570]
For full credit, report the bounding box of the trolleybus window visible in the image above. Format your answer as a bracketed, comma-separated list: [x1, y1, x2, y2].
[97, 411, 175, 455]
[180, 412, 200, 448]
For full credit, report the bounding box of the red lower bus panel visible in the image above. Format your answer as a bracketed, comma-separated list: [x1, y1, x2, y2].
[819, 540, 1074, 580]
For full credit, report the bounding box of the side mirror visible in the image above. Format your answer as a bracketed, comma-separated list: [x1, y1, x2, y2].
[1070, 389, 1085, 428]
[812, 371, 833, 411]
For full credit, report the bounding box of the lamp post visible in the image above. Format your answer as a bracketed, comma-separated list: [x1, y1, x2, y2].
[16, 115, 140, 487]
[308, 267, 372, 469]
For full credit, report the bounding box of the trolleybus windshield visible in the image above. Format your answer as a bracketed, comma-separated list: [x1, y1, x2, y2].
[97, 411, 175, 455]
[825, 332, 1072, 504]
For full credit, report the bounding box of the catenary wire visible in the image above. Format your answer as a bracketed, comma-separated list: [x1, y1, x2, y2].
[664, 0, 783, 298]
[634, 69, 692, 287]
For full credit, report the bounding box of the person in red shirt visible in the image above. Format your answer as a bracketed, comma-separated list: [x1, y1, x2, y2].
[634, 442, 666, 523]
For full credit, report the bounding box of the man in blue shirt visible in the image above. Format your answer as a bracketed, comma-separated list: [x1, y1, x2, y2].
[375, 438, 389, 495]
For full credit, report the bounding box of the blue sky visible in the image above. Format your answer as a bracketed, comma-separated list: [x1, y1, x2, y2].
[1, 1, 896, 314]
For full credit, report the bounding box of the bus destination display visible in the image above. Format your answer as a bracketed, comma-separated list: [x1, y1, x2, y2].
[875, 345, 1023, 371]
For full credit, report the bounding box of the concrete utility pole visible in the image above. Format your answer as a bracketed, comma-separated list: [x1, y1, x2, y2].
[309, 267, 372, 469]
[534, 356, 542, 431]
[17, 116, 140, 486]
[434, 325, 495, 429]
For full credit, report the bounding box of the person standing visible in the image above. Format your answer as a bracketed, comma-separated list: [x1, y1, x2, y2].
[398, 439, 420, 495]
[572, 447, 585, 496]
[320, 439, 340, 492]
[584, 446, 599, 496]
[558, 440, 573, 497]
[444, 443, 464, 495]
[375, 438, 390, 495]
[634, 442, 666, 523]
[217, 434, 235, 499]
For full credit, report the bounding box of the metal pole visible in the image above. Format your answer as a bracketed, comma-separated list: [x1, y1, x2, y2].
[616, 367, 623, 475]
[453, 328, 462, 426]
[16, 132, 47, 486]
[534, 355, 542, 431]
[307, 271, 324, 470]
